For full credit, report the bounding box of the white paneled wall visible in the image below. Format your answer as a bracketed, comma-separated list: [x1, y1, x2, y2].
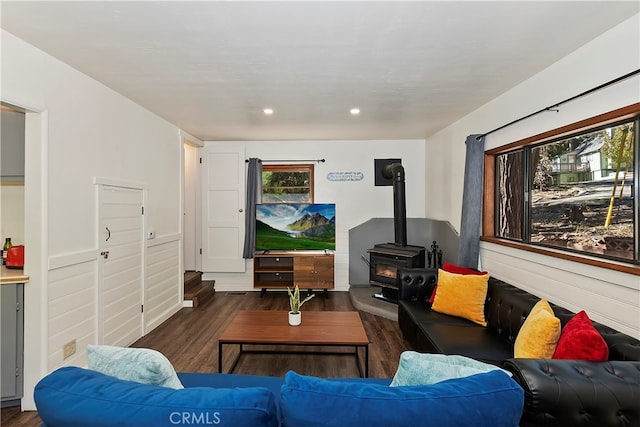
[145, 236, 182, 332]
[44, 238, 184, 371]
[47, 257, 97, 370]
[481, 243, 639, 339]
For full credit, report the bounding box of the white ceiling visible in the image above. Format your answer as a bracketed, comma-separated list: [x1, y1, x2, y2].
[1, 1, 638, 141]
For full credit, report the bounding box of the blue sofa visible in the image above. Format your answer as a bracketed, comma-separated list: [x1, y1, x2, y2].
[35, 366, 524, 427]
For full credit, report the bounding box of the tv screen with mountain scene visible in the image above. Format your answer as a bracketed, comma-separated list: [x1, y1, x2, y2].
[255, 203, 336, 251]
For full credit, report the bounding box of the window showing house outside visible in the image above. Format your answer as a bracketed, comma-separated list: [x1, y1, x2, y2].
[262, 164, 314, 203]
[495, 117, 638, 263]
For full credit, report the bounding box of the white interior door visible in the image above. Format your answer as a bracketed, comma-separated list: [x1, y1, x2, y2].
[98, 184, 144, 347]
[201, 145, 246, 272]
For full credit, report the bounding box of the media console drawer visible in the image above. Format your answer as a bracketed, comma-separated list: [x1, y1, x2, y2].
[253, 252, 334, 294]
[255, 271, 294, 286]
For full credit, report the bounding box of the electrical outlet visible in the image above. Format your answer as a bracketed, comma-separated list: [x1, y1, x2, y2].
[63, 339, 76, 359]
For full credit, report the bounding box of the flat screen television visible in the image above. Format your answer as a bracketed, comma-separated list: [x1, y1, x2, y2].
[255, 203, 336, 251]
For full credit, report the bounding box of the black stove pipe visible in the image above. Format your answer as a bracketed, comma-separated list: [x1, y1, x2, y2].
[382, 163, 407, 247]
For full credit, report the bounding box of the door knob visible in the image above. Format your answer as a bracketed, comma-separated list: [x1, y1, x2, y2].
[100, 251, 110, 259]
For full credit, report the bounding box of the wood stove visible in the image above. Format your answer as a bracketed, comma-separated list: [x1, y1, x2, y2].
[368, 163, 425, 303]
[368, 243, 425, 302]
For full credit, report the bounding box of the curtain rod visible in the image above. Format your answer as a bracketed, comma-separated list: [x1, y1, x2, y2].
[477, 68, 640, 141]
[245, 158, 325, 163]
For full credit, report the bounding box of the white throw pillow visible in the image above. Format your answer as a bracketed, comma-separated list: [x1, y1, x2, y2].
[87, 345, 183, 389]
[390, 351, 511, 387]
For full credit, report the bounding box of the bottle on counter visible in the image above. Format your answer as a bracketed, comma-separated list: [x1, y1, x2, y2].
[2, 238, 12, 265]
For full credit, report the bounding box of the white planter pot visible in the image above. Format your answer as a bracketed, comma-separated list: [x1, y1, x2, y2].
[288, 311, 301, 326]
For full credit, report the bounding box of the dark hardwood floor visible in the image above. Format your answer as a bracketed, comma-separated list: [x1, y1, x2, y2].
[1, 290, 408, 426]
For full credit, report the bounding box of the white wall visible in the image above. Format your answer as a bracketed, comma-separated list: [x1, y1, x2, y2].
[1, 30, 184, 409]
[0, 184, 24, 246]
[204, 139, 425, 292]
[425, 15, 640, 338]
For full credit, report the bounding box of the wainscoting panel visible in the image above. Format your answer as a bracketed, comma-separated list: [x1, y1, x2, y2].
[145, 238, 182, 332]
[44, 237, 183, 373]
[480, 242, 639, 339]
[47, 259, 97, 370]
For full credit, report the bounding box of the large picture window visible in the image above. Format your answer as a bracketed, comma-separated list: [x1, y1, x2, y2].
[486, 105, 639, 267]
[261, 164, 314, 203]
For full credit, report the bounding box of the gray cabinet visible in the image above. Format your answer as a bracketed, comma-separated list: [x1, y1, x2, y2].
[1, 283, 24, 407]
[0, 109, 25, 180]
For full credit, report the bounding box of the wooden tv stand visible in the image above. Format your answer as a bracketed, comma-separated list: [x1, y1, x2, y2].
[253, 251, 334, 297]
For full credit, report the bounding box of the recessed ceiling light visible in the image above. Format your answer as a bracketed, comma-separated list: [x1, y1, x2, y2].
[263, 108, 274, 115]
[350, 108, 360, 115]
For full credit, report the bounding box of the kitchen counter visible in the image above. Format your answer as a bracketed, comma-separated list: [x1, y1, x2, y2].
[0, 266, 28, 284]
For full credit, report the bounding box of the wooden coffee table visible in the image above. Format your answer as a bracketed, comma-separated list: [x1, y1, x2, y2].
[218, 310, 370, 377]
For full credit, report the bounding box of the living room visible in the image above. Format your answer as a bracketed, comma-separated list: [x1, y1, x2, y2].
[1, 2, 639, 425]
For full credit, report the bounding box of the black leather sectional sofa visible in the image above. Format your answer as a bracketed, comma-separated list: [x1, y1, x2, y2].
[397, 268, 640, 427]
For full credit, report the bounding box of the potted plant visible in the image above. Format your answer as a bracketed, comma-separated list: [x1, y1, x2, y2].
[287, 285, 315, 326]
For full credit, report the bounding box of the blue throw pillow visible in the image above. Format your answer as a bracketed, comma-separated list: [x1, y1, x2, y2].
[87, 344, 183, 389]
[35, 367, 279, 427]
[280, 370, 523, 427]
[390, 351, 512, 386]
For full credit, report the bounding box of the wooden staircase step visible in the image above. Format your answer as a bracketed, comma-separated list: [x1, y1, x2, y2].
[184, 270, 215, 307]
[184, 280, 215, 308]
[184, 271, 203, 288]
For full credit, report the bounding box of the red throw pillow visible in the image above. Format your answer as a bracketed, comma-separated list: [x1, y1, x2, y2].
[552, 311, 609, 361]
[428, 262, 488, 303]
[442, 262, 488, 276]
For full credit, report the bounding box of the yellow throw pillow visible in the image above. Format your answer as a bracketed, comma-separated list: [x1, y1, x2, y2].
[431, 269, 489, 327]
[514, 299, 561, 358]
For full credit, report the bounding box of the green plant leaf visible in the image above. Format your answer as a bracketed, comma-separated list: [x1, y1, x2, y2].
[288, 285, 314, 313]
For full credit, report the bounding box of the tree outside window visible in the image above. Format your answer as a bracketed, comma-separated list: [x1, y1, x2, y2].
[262, 164, 314, 203]
[494, 117, 637, 263]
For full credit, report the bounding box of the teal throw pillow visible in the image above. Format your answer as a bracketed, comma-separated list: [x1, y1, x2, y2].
[87, 344, 183, 389]
[390, 351, 511, 386]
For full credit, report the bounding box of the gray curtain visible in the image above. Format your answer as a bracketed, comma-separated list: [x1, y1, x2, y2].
[457, 135, 485, 269]
[242, 158, 262, 258]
